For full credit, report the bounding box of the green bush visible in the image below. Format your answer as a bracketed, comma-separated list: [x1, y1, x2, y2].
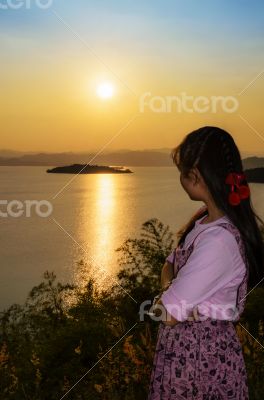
[0, 217, 263, 399]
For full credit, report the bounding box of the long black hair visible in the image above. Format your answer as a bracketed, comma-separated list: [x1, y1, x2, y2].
[171, 126, 264, 290]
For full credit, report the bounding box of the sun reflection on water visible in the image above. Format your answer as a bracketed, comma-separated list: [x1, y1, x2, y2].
[73, 174, 118, 295]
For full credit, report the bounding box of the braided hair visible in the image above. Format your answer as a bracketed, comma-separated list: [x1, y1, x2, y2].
[171, 126, 264, 289]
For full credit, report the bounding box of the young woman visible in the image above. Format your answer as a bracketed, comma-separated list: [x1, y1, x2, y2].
[147, 126, 264, 399]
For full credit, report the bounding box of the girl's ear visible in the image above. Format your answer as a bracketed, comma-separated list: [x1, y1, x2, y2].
[190, 167, 201, 185]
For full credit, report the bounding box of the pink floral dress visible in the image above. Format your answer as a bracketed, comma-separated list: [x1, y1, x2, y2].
[147, 221, 249, 399]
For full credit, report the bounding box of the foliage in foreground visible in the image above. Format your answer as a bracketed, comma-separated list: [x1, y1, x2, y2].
[0, 218, 263, 399]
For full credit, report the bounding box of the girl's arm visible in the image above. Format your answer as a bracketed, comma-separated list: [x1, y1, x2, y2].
[161, 261, 174, 290]
[153, 297, 180, 326]
[153, 261, 179, 327]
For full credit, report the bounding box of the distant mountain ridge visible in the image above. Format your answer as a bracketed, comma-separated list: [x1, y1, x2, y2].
[242, 157, 264, 169]
[0, 150, 174, 166]
[0, 150, 263, 167]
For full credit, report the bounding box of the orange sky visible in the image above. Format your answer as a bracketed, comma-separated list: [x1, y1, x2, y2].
[0, 1, 263, 154]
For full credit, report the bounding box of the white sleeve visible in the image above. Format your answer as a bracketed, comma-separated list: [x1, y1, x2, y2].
[161, 227, 243, 321]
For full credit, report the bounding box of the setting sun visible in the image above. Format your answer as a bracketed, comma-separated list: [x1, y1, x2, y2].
[96, 82, 115, 99]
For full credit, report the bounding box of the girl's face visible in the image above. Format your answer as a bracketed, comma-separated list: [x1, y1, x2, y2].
[180, 167, 208, 201]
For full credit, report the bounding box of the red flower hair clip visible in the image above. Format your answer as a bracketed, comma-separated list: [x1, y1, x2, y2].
[225, 172, 250, 206]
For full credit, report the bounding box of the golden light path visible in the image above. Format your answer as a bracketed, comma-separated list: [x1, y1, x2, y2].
[73, 174, 117, 295]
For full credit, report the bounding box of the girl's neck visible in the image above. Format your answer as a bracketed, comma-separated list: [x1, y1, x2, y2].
[201, 205, 225, 224]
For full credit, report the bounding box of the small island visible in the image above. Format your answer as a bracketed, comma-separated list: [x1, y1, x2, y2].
[244, 168, 264, 183]
[46, 164, 133, 174]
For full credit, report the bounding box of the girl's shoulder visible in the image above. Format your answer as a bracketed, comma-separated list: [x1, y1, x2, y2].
[184, 216, 241, 253]
[186, 222, 247, 279]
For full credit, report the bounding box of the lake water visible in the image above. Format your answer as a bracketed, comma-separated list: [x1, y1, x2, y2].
[1, 166, 264, 311]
